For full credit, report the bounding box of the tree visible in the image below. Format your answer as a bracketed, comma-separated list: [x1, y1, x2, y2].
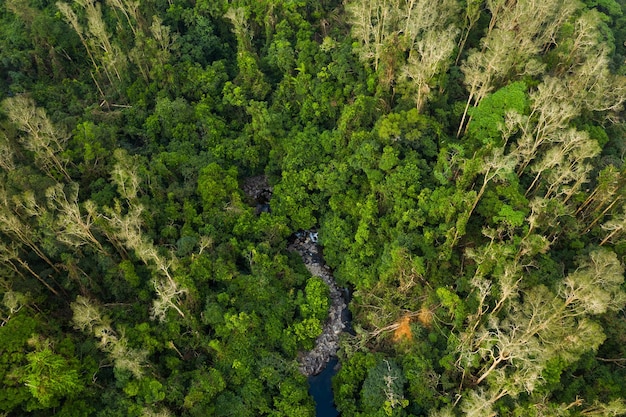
[2, 95, 71, 182]
[0, 241, 60, 297]
[346, 0, 460, 95]
[454, 248, 626, 409]
[57, 0, 127, 96]
[345, 0, 395, 72]
[525, 128, 600, 202]
[561, 248, 626, 315]
[105, 0, 141, 37]
[457, 0, 580, 136]
[102, 203, 187, 321]
[128, 16, 176, 83]
[197, 162, 239, 212]
[110, 148, 144, 201]
[362, 358, 409, 416]
[22, 346, 82, 408]
[224, 7, 270, 101]
[104, 148, 187, 320]
[512, 78, 586, 176]
[0, 131, 16, 172]
[71, 295, 147, 378]
[576, 165, 624, 228]
[0, 180, 62, 293]
[457, 29, 523, 137]
[455, 0, 483, 63]
[466, 147, 518, 227]
[45, 183, 106, 254]
[299, 277, 330, 321]
[400, 26, 458, 110]
[0, 307, 39, 413]
[508, 10, 625, 180]
[466, 81, 529, 147]
[554, 10, 626, 115]
[55, 1, 100, 83]
[600, 205, 626, 246]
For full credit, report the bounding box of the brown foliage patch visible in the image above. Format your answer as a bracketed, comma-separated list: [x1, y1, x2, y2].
[393, 315, 413, 342]
[417, 306, 433, 327]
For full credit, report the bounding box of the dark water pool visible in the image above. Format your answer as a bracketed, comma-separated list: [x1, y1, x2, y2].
[308, 357, 339, 417]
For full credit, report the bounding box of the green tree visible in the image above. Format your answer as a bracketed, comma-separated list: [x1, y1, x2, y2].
[362, 359, 409, 417]
[22, 346, 82, 409]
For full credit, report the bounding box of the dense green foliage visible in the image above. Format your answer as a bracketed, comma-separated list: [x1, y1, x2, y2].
[1, 0, 626, 416]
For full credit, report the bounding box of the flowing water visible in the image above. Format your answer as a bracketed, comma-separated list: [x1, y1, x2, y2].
[308, 357, 340, 417]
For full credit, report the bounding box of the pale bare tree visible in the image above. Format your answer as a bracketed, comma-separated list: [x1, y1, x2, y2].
[456, 248, 624, 401]
[0, 132, 16, 172]
[458, 0, 580, 136]
[345, 0, 396, 72]
[110, 149, 142, 200]
[600, 205, 626, 246]
[2, 96, 71, 181]
[556, 133, 600, 196]
[106, 0, 140, 36]
[525, 147, 564, 196]
[0, 183, 59, 275]
[555, 10, 626, 115]
[71, 295, 147, 378]
[82, 0, 124, 82]
[522, 128, 600, 202]
[141, 407, 173, 417]
[102, 202, 186, 321]
[346, 0, 459, 94]
[224, 7, 252, 52]
[455, 0, 483, 64]
[45, 183, 106, 254]
[514, 77, 579, 175]
[401, 26, 458, 110]
[460, 383, 508, 417]
[57, 0, 126, 90]
[561, 248, 626, 314]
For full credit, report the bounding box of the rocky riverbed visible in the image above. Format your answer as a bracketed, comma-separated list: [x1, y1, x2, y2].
[289, 231, 348, 376]
[241, 176, 348, 377]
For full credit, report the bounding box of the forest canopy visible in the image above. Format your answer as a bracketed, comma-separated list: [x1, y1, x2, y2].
[1, 0, 626, 416]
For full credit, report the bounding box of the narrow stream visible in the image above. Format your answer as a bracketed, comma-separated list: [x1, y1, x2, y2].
[307, 289, 355, 416]
[241, 178, 348, 416]
[289, 231, 348, 376]
[308, 357, 340, 417]
[289, 231, 349, 417]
